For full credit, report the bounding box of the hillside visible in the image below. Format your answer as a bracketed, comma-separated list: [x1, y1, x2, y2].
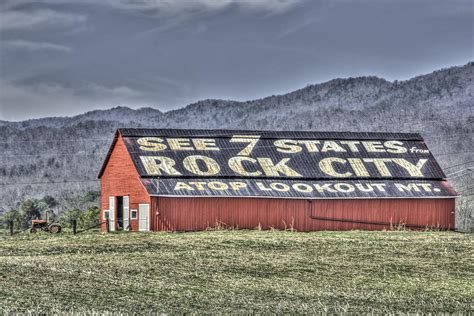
[1, 231, 472, 313]
[0, 62, 473, 228]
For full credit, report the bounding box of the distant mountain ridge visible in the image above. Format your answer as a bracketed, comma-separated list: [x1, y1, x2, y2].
[5, 62, 473, 130]
[0, 62, 473, 230]
[6, 107, 164, 129]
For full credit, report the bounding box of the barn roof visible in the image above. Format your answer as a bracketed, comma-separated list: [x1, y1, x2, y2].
[99, 128, 457, 199]
[119, 128, 424, 140]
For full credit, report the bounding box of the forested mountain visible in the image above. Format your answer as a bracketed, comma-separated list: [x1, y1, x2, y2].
[1, 62, 473, 229]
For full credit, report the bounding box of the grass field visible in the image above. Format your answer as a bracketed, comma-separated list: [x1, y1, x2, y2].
[0, 230, 473, 313]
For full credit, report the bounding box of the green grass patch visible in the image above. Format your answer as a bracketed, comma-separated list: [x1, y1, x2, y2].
[0, 230, 473, 313]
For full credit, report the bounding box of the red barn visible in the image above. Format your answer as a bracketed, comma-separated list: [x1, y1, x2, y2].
[98, 128, 457, 232]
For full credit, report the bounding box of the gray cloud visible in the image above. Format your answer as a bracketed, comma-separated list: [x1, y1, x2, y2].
[3, 40, 72, 52]
[108, 0, 306, 32]
[1, 0, 302, 16]
[0, 8, 86, 31]
[108, 0, 304, 16]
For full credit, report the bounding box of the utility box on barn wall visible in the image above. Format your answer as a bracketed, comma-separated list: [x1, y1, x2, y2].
[98, 128, 457, 232]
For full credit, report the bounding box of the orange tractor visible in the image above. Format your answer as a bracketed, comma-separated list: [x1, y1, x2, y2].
[30, 210, 62, 233]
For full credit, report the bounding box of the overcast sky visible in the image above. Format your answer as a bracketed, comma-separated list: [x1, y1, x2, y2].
[0, 0, 472, 121]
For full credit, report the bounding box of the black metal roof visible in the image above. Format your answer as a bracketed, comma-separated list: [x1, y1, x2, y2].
[99, 128, 457, 198]
[119, 128, 423, 140]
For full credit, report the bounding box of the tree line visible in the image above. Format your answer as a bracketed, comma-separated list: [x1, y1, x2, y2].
[1, 195, 100, 231]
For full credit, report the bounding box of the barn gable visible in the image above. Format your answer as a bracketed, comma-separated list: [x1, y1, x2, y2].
[99, 133, 150, 201]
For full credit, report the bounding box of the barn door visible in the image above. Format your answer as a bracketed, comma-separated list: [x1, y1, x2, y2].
[123, 196, 130, 230]
[109, 196, 115, 232]
[138, 204, 150, 232]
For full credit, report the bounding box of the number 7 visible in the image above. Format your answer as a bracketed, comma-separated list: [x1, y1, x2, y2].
[230, 135, 260, 156]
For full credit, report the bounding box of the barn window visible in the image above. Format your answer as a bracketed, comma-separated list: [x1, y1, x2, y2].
[131, 209, 138, 219]
[103, 210, 110, 220]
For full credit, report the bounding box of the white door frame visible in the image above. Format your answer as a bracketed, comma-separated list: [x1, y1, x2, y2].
[109, 196, 115, 232]
[138, 204, 150, 232]
[123, 196, 130, 230]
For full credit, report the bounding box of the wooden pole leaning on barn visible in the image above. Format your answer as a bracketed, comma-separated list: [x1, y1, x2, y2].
[72, 219, 77, 235]
[106, 219, 110, 233]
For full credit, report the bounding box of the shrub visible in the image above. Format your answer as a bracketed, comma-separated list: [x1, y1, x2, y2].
[59, 207, 100, 230]
[2, 209, 22, 230]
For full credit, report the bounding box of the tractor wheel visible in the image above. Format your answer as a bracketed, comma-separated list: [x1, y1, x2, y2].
[49, 224, 61, 234]
[30, 227, 37, 233]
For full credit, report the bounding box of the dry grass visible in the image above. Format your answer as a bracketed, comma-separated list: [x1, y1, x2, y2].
[0, 230, 473, 313]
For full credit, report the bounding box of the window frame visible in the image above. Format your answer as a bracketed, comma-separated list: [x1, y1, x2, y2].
[103, 210, 110, 220]
[130, 209, 138, 220]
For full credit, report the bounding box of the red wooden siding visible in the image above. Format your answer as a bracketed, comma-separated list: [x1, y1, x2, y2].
[100, 136, 150, 231]
[153, 197, 455, 232]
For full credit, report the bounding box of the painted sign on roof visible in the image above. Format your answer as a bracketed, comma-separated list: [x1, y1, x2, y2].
[120, 129, 446, 181]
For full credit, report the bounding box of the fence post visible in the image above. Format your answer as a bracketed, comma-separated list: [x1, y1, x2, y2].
[72, 219, 77, 235]
[106, 219, 110, 233]
[9, 221, 14, 236]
